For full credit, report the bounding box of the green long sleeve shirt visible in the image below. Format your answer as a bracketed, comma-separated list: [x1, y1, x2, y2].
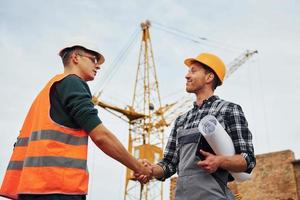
[50, 74, 102, 133]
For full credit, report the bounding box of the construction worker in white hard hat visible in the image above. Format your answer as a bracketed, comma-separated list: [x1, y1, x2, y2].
[136, 53, 256, 200]
[0, 44, 152, 200]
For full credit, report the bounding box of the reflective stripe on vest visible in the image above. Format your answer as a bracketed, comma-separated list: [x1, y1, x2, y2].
[24, 156, 87, 170]
[30, 130, 88, 145]
[0, 74, 89, 199]
[7, 161, 23, 170]
[15, 130, 88, 147]
[15, 138, 29, 147]
[7, 157, 87, 170]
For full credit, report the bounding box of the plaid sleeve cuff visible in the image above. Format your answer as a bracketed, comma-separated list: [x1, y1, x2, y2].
[241, 152, 255, 173]
[155, 163, 167, 181]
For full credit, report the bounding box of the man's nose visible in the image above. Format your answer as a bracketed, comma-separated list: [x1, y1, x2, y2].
[185, 73, 190, 80]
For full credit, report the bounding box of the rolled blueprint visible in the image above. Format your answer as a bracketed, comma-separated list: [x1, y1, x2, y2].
[198, 115, 251, 182]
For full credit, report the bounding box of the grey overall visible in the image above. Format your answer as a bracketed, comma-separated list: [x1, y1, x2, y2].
[174, 100, 236, 200]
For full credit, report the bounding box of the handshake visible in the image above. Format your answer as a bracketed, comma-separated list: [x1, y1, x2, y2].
[134, 159, 163, 184]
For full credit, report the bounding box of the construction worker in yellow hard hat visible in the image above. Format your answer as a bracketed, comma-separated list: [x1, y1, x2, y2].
[135, 52, 255, 200]
[184, 52, 226, 88]
[0, 43, 152, 200]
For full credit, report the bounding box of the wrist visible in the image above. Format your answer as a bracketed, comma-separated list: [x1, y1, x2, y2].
[152, 164, 164, 179]
[133, 158, 143, 173]
[217, 155, 226, 169]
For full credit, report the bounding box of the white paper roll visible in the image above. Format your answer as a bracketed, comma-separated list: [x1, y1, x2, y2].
[198, 115, 251, 182]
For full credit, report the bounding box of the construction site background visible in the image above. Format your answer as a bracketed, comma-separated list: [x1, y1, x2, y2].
[169, 149, 300, 200]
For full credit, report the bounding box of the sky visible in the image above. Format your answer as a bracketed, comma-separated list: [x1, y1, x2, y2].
[1, 0, 300, 199]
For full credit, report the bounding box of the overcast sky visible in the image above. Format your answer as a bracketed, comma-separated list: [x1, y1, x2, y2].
[1, 0, 300, 199]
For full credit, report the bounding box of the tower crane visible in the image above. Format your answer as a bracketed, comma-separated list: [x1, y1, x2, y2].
[94, 20, 166, 200]
[92, 20, 257, 200]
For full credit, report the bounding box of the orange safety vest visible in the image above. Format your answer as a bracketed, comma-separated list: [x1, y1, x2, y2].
[0, 74, 89, 199]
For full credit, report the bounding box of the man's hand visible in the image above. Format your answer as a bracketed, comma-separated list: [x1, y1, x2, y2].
[196, 149, 221, 173]
[134, 159, 166, 184]
[134, 159, 153, 184]
[197, 149, 248, 173]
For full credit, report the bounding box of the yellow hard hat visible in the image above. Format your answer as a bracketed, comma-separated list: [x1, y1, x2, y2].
[184, 53, 226, 85]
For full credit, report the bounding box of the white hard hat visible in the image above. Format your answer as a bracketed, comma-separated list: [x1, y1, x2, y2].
[59, 40, 105, 65]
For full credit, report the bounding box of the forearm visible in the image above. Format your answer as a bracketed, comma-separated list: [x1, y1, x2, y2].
[226, 104, 256, 172]
[218, 154, 247, 172]
[90, 124, 141, 172]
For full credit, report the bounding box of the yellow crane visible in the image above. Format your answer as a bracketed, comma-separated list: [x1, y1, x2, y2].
[92, 20, 257, 200]
[94, 20, 167, 200]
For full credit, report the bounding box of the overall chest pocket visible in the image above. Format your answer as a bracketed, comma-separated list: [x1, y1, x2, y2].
[176, 128, 201, 167]
[177, 132, 199, 148]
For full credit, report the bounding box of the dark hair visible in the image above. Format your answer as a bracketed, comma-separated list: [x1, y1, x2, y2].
[61, 47, 86, 66]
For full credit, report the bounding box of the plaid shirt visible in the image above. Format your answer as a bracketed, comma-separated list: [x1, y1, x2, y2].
[157, 95, 255, 180]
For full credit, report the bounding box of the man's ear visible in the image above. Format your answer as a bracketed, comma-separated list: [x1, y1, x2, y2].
[206, 72, 214, 83]
[71, 52, 79, 64]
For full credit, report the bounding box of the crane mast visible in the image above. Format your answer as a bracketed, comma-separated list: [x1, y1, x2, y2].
[124, 20, 164, 200]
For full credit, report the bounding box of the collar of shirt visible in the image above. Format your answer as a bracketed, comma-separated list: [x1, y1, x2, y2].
[192, 95, 220, 110]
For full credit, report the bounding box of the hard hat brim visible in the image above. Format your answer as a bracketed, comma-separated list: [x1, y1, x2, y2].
[184, 58, 202, 67]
